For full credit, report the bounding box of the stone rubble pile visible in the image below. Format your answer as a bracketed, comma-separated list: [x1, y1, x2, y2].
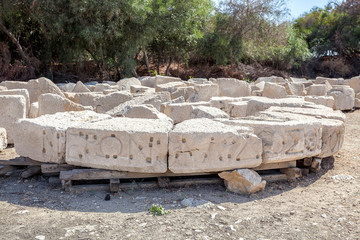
[0, 75, 352, 193]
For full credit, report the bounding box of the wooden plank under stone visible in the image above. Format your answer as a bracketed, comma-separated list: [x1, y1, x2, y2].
[253, 161, 296, 171]
[20, 166, 41, 178]
[0, 165, 17, 176]
[41, 163, 77, 175]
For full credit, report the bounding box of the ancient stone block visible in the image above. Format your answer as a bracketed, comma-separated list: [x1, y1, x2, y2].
[219, 118, 322, 163]
[66, 118, 173, 173]
[219, 169, 266, 194]
[328, 86, 355, 110]
[349, 76, 360, 93]
[284, 82, 306, 96]
[163, 102, 210, 124]
[123, 104, 173, 123]
[305, 96, 335, 108]
[14, 111, 111, 163]
[117, 77, 142, 91]
[140, 76, 156, 88]
[0, 128, 7, 151]
[228, 102, 248, 118]
[155, 75, 182, 87]
[130, 85, 155, 94]
[255, 76, 286, 84]
[191, 106, 229, 119]
[29, 102, 39, 118]
[168, 119, 262, 173]
[73, 81, 91, 93]
[0, 89, 30, 117]
[155, 81, 188, 93]
[262, 82, 287, 99]
[171, 86, 196, 101]
[216, 78, 251, 97]
[38, 93, 89, 116]
[0, 95, 26, 144]
[306, 84, 328, 96]
[94, 91, 133, 113]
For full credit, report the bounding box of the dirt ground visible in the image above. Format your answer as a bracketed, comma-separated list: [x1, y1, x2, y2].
[0, 111, 359, 240]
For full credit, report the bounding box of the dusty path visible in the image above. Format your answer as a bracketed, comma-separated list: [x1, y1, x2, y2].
[0, 111, 359, 240]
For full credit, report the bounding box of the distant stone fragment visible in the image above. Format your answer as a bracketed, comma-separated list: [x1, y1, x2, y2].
[38, 93, 89, 116]
[0, 128, 7, 151]
[216, 78, 251, 97]
[262, 82, 287, 99]
[117, 77, 141, 91]
[73, 81, 91, 93]
[219, 169, 266, 194]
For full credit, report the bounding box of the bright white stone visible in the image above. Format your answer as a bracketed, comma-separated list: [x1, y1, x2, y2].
[262, 82, 287, 99]
[305, 96, 335, 108]
[216, 78, 251, 97]
[0, 89, 30, 116]
[73, 81, 91, 93]
[219, 169, 266, 194]
[191, 106, 229, 119]
[38, 93, 89, 116]
[0, 128, 7, 151]
[163, 102, 210, 124]
[328, 86, 355, 110]
[117, 78, 141, 91]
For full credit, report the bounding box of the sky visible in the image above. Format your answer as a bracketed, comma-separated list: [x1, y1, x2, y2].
[287, 0, 329, 19]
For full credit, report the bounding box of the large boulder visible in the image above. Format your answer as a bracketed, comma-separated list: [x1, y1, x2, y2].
[328, 86, 355, 110]
[216, 78, 251, 97]
[122, 104, 173, 123]
[0, 89, 30, 116]
[117, 77, 141, 91]
[306, 84, 328, 96]
[349, 76, 360, 94]
[262, 82, 287, 99]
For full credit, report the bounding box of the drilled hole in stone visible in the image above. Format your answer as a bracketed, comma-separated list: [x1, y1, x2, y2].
[189, 152, 193, 157]
[42, 130, 46, 135]
[85, 149, 89, 154]
[157, 140, 160, 145]
[232, 140, 236, 144]
[204, 154, 208, 158]
[93, 135, 97, 140]
[175, 153, 179, 159]
[150, 137, 154, 142]
[224, 141, 227, 145]
[85, 135, 88, 140]
[228, 154, 231, 159]
[182, 138, 186, 143]
[42, 148, 46, 153]
[49, 141, 53, 147]
[57, 153, 61, 157]
[79, 154, 83, 158]
[105, 155, 110, 159]
[146, 157, 151, 163]
[246, 135, 249, 139]
[211, 137, 215, 141]
[56, 133, 60, 139]
[219, 156, 223, 161]
[129, 155, 133, 160]
[256, 155, 260, 159]
[236, 158, 240, 161]
[111, 134, 115, 137]
[138, 145, 143, 150]
[149, 143, 153, 148]
[282, 141, 285, 145]
[79, 132, 83, 137]
[113, 155, 118, 159]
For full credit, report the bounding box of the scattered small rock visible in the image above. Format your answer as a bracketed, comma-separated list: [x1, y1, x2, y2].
[104, 194, 111, 201]
[217, 206, 226, 211]
[16, 210, 29, 214]
[226, 225, 236, 232]
[329, 174, 355, 182]
[181, 198, 211, 207]
[35, 236, 45, 240]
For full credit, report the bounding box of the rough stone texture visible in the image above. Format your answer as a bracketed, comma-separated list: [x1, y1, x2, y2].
[262, 82, 287, 99]
[117, 78, 141, 91]
[328, 86, 355, 110]
[209, 97, 243, 113]
[93, 83, 115, 92]
[0, 86, 7, 91]
[171, 86, 196, 102]
[0, 89, 30, 116]
[122, 104, 173, 123]
[315, 77, 340, 86]
[284, 82, 306, 96]
[188, 78, 209, 84]
[307, 84, 328, 96]
[155, 75, 182, 87]
[191, 106, 229, 119]
[5, 78, 65, 103]
[66, 118, 173, 173]
[130, 85, 155, 94]
[260, 110, 345, 158]
[349, 76, 360, 93]
[168, 119, 262, 173]
[73, 81, 91, 93]
[255, 76, 286, 84]
[216, 78, 251, 97]
[355, 98, 360, 108]
[219, 169, 266, 194]
[228, 102, 248, 118]
[190, 83, 219, 102]
[163, 102, 210, 124]
[29, 102, 39, 118]
[14, 111, 111, 163]
[155, 82, 188, 93]
[107, 92, 171, 116]
[65, 92, 101, 107]
[94, 91, 133, 113]
[0, 95, 26, 144]
[38, 93, 89, 116]
[305, 96, 335, 108]
[140, 77, 156, 88]
[0, 128, 7, 151]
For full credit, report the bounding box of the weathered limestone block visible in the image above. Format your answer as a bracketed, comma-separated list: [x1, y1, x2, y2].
[155, 82, 188, 93]
[219, 118, 322, 163]
[155, 75, 182, 87]
[0, 128, 7, 151]
[315, 77, 341, 86]
[228, 102, 248, 118]
[304, 96, 335, 108]
[260, 110, 345, 158]
[93, 83, 116, 92]
[57, 82, 76, 92]
[38, 93, 89, 116]
[216, 78, 251, 97]
[262, 82, 287, 99]
[0, 89, 30, 116]
[94, 91, 133, 113]
[171, 86, 196, 101]
[219, 169, 266, 194]
[168, 119, 262, 173]
[73, 81, 91, 93]
[107, 92, 171, 116]
[191, 83, 219, 102]
[5, 78, 65, 103]
[255, 76, 286, 84]
[0, 95, 26, 144]
[130, 85, 155, 94]
[163, 102, 210, 124]
[66, 118, 173, 173]
[191, 106, 229, 119]
[140, 76, 156, 88]
[0, 86, 7, 90]
[117, 77, 141, 91]
[328, 86, 355, 110]
[14, 111, 111, 163]
[123, 104, 173, 123]
[284, 82, 306, 96]
[209, 97, 243, 113]
[29, 102, 39, 118]
[349, 76, 360, 93]
[188, 78, 209, 84]
[306, 84, 328, 96]
[355, 98, 360, 108]
[65, 92, 101, 107]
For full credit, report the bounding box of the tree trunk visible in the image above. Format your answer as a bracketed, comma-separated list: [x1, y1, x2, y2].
[142, 47, 150, 73]
[165, 57, 173, 76]
[0, 22, 36, 79]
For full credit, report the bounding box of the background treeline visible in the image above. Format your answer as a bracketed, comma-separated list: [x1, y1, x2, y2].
[0, 0, 359, 82]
